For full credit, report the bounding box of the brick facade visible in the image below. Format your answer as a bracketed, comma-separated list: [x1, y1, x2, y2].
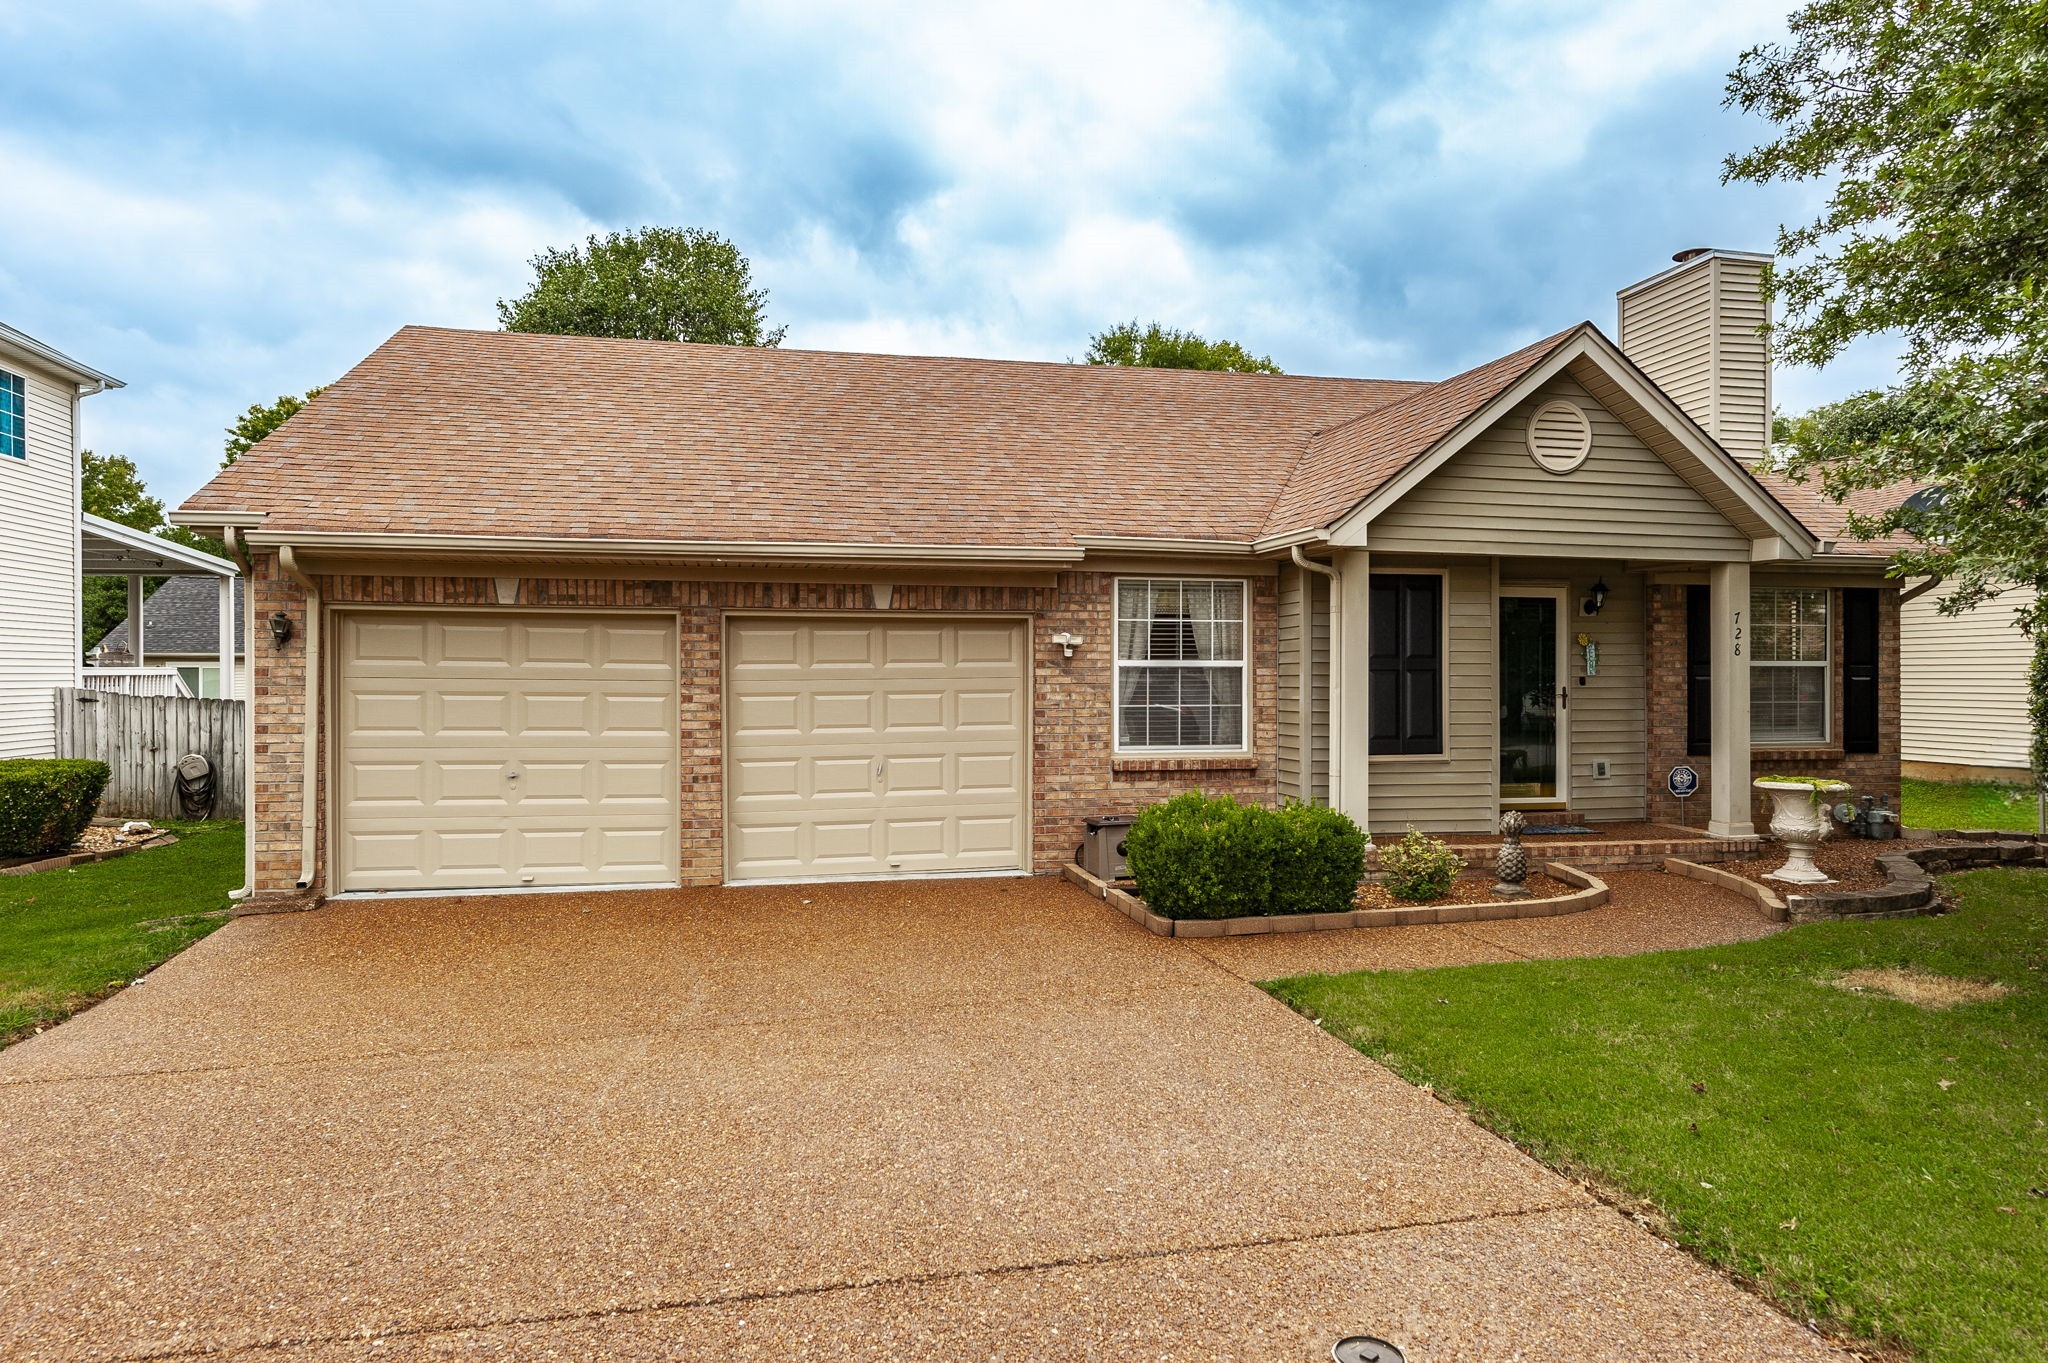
[246, 557, 1280, 895]
[1645, 583, 1902, 829]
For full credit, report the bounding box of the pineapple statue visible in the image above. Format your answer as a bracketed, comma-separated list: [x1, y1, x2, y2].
[1493, 809, 1531, 898]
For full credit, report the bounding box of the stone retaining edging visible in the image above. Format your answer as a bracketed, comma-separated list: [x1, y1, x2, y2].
[1669, 836, 2044, 925]
[1061, 861, 1609, 937]
[0, 831, 179, 877]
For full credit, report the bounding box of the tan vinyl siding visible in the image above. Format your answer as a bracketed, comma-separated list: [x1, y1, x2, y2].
[1713, 256, 1771, 464]
[1277, 564, 1330, 802]
[1617, 252, 1770, 463]
[1498, 559, 1649, 821]
[1367, 376, 1751, 561]
[1367, 560, 1495, 833]
[1618, 265, 1714, 419]
[1900, 586, 2035, 772]
[0, 360, 79, 758]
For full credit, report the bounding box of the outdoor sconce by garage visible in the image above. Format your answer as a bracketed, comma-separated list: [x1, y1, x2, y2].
[1050, 630, 1083, 658]
[268, 611, 295, 648]
[1581, 577, 1608, 616]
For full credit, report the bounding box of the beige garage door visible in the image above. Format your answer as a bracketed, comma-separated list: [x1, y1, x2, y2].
[726, 617, 1029, 881]
[336, 612, 678, 893]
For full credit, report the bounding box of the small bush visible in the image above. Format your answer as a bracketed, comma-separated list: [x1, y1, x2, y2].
[1268, 800, 1368, 916]
[1123, 791, 1367, 919]
[1377, 825, 1464, 903]
[0, 759, 112, 859]
[1123, 791, 1272, 919]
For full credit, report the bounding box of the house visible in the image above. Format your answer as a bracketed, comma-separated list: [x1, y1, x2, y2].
[88, 575, 249, 698]
[0, 322, 241, 761]
[0, 323, 123, 758]
[1900, 585, 2036, 782]
[171, 248, 1904, 900]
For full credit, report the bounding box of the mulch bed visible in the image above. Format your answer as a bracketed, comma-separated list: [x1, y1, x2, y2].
[1356, 871, 1573, 911]
[1716, 837, 1895, 893]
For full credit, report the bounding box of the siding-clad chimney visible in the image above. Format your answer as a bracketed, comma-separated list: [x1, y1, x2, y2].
[1616, 249, 1772, 462]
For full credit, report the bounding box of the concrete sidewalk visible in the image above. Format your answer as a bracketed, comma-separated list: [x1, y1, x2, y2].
[0, 876, 1833, 1361]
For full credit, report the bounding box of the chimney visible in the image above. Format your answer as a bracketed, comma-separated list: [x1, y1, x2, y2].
[1616, 248, 1772, 462]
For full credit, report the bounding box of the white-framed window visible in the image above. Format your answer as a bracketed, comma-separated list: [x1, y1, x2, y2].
[1750, 587, 1830, 744]
[175, 665, 224, 699]
[1114, 577, 1248, 751]
[0, 369, 25, 460]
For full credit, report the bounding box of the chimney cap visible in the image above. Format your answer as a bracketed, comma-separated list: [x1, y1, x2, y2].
[1672, 247, 1711, 264]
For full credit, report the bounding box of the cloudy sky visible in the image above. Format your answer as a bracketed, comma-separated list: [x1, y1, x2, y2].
[1, 0, 1900, 504]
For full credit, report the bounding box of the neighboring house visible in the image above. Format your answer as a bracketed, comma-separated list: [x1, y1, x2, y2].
[1900, 585, 2036, 781]
[0, 323, 122, 758]
[173, 248, 1904, 900]
[89, 575, 249, 698]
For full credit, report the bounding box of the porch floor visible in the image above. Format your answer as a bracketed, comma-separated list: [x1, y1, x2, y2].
[1412, 821, 1763, 872]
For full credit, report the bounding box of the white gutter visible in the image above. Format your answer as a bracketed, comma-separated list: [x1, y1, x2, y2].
[278, 545, 320, 892]
[235, 529, 1084, 566]
[225, 525, 255, 902]
[1289, 545, 1341, 810]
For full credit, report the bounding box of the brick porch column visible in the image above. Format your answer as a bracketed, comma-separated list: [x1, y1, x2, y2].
[1708, 559, 1755, 838]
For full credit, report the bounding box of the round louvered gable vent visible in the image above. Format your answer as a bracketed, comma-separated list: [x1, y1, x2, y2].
[1525, 400, 1592, 474]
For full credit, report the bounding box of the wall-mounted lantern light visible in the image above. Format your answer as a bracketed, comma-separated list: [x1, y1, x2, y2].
[1581, 578, 1608, 616]
[268, 611, 295, 648]
[1050, 630, 1083, 658]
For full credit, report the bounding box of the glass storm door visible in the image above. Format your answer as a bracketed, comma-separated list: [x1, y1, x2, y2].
[1498, 591, 1565, 803]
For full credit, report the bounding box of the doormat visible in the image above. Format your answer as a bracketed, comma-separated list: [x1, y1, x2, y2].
[1522, 824, 1593, 835]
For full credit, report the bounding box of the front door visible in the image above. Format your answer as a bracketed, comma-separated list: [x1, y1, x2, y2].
[1498, 589, 1567, 805]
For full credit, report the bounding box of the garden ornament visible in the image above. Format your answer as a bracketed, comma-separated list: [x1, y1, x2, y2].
[1493, 809, 1531, 897]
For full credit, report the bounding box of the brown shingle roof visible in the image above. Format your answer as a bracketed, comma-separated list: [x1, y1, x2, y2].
[1747, 470, 1916, 557]
[1259, 326, 1583, 535]
[180, 327, 1423, 546]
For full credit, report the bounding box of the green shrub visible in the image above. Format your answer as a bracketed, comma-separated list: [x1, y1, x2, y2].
[0, 759, 111, 859]
[1123, 791, 1367, 919]
[1377, 825, 1464, 903]
[1123, 791, 1271, 919]
[1268, 800, 1368, 916]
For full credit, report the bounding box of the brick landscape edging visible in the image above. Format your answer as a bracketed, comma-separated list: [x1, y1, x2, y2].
[1670, 836, 2045, 926]
[1061, 861, 1608, 936]
[0, 831, 179, 877]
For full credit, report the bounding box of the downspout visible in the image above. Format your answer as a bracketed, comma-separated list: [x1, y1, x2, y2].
[225, 526, 255, 901]
[1290, 545, 1341, 809]
[278, 545, 320, 891]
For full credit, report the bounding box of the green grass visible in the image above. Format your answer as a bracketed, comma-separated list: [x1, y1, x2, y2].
[1, 821, 242, 1045]
[1269, 868, 2048, 1362]
[1903, 777, 2041, 833]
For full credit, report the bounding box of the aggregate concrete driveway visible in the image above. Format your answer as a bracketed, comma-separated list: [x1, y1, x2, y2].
[0, 877, 1837, 1361]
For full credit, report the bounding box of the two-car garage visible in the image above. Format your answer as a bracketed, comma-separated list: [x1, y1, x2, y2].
[332, 611, 1030, 894]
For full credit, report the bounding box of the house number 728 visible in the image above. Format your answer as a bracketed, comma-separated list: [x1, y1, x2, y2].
[1731, 608, 1743, 658]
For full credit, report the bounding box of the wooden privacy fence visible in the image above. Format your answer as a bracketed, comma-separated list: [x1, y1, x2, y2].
[53, 688, 246, 821]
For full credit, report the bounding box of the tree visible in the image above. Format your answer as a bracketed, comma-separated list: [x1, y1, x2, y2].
[1725, 0, 2048, 786]
[1084, 321, 1282, 373]
[79, 450, 229, 652]
[224, 387, 326, 466]
[497, 227, 785, 347]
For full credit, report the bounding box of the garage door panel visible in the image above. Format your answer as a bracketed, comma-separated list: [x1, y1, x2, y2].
[338, 613, 678, 893]
[438, 623, 515, 666]
[438, 691, 515, 736]
[726, 617, 1027, 882]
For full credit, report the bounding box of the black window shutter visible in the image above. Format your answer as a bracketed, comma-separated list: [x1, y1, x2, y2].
[1685, 585, 1711, 755]
[1842, 587, 1880, 753]
[1369, 575, 1443, 755]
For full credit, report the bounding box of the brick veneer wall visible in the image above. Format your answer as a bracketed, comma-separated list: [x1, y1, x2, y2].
[1645, 583, 1902, 830]
[246, 558, 1279, 895]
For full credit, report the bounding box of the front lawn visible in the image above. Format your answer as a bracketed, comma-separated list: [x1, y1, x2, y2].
[1902, 777, 2040, 833]
[1, 821, 242, 1046]
[1270, 868, 2048, 1362]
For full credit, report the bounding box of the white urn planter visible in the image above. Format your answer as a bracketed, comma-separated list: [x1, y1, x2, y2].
[1755, 778, 1850, 884]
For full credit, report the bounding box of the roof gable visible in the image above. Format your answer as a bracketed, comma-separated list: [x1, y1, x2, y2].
[94, 575, 245, 657]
